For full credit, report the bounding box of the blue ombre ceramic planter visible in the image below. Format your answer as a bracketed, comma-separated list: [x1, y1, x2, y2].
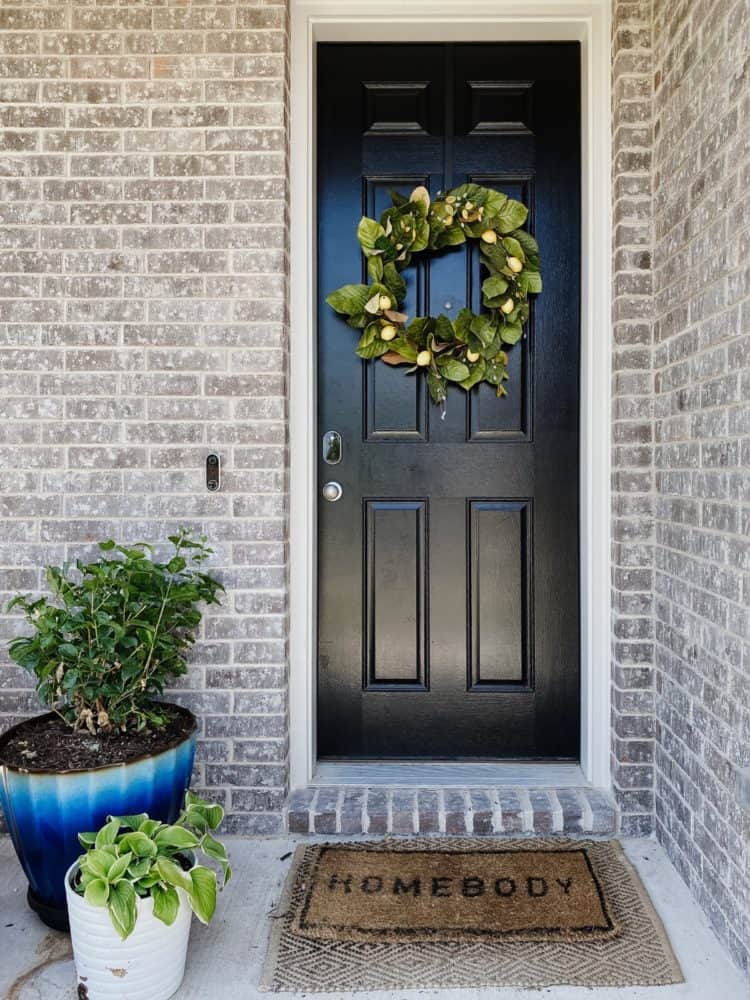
[0, 706, 197, 931]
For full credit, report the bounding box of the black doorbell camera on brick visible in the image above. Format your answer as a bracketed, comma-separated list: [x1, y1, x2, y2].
[206, 453, 221, 492]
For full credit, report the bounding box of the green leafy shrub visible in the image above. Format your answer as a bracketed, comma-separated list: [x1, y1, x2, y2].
[7, 529, 224, 734]
[74, 791, 231, 939]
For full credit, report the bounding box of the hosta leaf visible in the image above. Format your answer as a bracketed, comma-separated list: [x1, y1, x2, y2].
[84, 849, 115, 880]
[155, 826, 199, 850]
[201, 833, 231, 882]
[107, 852, 133, 881]
[108, 880, 138, 940]
[326, 284, 371, 317]
[84, 878, 110, 908]
[155, 857, 193, 893]
[118, 831, 158, 858]
[94, 818, 120, 849]
[151, 884, 180, 927]
[188, 866, 217, 925]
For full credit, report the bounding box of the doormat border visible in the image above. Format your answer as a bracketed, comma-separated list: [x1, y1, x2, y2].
[260, 837, 684, 993]
[295, 844, 619, 941]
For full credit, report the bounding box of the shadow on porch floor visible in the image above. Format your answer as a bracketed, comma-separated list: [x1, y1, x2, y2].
[1, 836, 746, 999]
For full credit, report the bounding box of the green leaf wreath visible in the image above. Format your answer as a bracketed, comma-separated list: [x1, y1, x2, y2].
[326, 183, 542, 405]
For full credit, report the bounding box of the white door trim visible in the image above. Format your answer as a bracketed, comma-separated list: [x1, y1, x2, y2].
[288, 0, 612, 789]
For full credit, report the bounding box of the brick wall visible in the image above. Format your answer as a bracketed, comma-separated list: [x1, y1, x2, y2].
[611, 0, 656, 838]
[0, 2, 290, 835]
[651, 0, 750, 974]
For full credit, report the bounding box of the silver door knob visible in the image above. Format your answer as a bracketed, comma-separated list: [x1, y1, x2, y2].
[322, 481, 343, 502]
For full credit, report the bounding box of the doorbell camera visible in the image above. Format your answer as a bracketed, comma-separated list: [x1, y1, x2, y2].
[206, 453, 221, 492]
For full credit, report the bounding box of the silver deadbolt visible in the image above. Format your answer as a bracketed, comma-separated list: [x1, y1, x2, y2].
[322, 481, 343, 502]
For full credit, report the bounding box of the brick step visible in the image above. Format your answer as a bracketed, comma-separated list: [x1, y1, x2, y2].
[285, 786, 617, 837]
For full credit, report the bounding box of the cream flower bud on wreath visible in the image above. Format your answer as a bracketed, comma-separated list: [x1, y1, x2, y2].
[325, 182, 542, 405]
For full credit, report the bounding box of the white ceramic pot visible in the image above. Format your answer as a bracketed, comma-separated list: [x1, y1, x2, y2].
[65, 862, 192, 1000]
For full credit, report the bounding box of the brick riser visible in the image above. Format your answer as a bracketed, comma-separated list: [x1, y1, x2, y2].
[285, 787, 617, 837]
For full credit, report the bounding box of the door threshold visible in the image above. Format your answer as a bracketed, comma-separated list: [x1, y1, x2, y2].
[312, 760, 587, 788]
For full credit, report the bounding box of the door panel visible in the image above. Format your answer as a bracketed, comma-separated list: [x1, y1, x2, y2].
[317, 43, 581, 760]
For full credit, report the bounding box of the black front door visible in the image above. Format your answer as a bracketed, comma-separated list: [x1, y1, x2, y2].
[317, 43, 580, 760]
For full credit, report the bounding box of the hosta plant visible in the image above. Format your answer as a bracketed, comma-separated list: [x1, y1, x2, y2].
[7, 528, 224, 734]
[74, 791, 231, 939]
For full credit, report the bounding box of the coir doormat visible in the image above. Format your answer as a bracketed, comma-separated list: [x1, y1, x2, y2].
[261, 838, 683, 992]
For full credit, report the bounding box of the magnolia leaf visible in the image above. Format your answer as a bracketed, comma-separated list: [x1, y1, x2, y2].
[382, 262, 406, 305]
[469, 314, 497, 349]
[326, 284, 371, 317]
[494, 199, 528, 233]
[84, 878, 110, 908]
[435, 315, 454, 343]
[383, 339, 418, 363]
[481, 275, 509, 299]
[525, 271, 542, 293]
[453, 308, 473, 342]
[409, 185, 431, 216]
[510, 228, 540, 269]
[437, 356, 470, 382]
[108, 880, 138, 940]
[188, 867, 217, 925]
[436, 225, 466, 247]
[426, 372, 447, 403]
[381, 351, 412, 365]
[356, 338, 392, 360]
[500, 321, 523, 345]
[502, 236, 525, 262]
[364, 291, 382, 314]
[411, 217, 430, 252]
[459, 358, 487, 391]
[356, 216, 386, 256]
[484, 359, 507, 385]
[152, 884, 180, 927]
[367, 255, 384, 282]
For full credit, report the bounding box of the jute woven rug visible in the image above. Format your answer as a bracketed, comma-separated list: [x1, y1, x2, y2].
[260, 838, 683, 992]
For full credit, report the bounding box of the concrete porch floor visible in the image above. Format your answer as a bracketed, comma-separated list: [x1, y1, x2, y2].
[1, 836, 746, 1000]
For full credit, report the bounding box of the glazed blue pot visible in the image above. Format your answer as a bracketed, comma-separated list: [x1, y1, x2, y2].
[0, 706, 197, 929]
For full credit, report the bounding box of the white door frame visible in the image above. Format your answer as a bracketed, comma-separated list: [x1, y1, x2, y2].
[288, 0, 612, 790]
